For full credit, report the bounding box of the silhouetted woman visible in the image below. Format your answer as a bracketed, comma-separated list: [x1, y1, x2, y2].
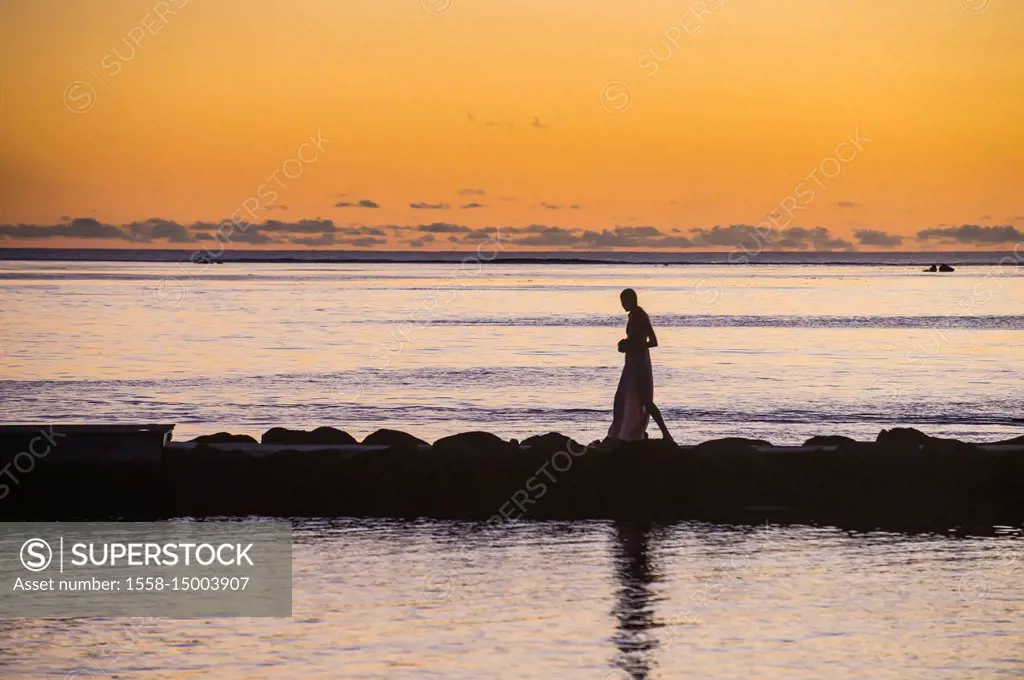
[607, 288, 673, 443]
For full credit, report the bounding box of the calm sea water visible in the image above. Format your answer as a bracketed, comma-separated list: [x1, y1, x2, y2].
[0, 257, 1021, 443]
[0, 519, 1021, 679]
[1, 256, 1023, 677]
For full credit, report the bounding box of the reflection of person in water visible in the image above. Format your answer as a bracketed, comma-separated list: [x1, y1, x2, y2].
[607, 289, 674, 444]
[609, 522, 661, 679]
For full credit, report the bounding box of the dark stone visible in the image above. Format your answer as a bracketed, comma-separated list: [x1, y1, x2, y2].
[876, 427, 935, 445]
[694, 437, 772, 451]
[189, 432, 258, 445]
[521, 432, 585, 455]
[876, 428, 982, 455]
[803, 435, 859, 447]
[993, 434, 1024, 446]
[433, 431, 518, 455]
[261, 426, 357, 446]
[924, 264, 938, 272]
[362, 429, 429, 448]
[939, 264, 955, 272]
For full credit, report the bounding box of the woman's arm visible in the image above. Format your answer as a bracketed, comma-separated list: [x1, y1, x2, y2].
[620, 312, 657, 351]
[646, 323, 658, 348]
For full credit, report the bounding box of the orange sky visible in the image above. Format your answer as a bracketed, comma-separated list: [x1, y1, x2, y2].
[0, 0, 1022, 250]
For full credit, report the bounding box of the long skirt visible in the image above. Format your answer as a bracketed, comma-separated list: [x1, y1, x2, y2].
[607, 349, 653, 441]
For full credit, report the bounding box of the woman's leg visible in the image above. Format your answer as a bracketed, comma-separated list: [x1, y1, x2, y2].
[646, 402, 673, 442]
[606, 375, 627, 441]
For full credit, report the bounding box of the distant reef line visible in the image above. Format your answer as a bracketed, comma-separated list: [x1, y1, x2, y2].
[0, 248, 1021, 266]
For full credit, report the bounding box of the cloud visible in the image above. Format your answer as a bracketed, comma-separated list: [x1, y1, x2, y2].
[979, 214, 992, 220]
[773, 226, 853, 250]
[540, 202, 582, 210]
[343, 236, 386, 247]
[0, 217, 396, 247]
[343, 226, 387, 236]
[917, 224, 1023, 244]
[463, 227, 501, 242]
[195, 228, 273, 245]
[335, 199, 380, 208]
[265, 204, 289, 211]
[417, 223, 472, 233]
[127, 218, 193, 243]
[577, 226, 694, 249]
[0, 216, 903, 252]
[290, 233, 335, 247]
[260, 219, 337, 234]
[511, 225, 585, 247]
[410, 202, 450, 210]
[457, 188, 486, 196]
[0, 217, 131, 241]
[689, 224, 854, 251]
[854, 229, 904, 247]
[688, 225, 763, 246]
[408, 234, 436, 248]
[473, 224, 694, 249]
[460, 202, 486, 209]
[836, 201, 861, 208]
[223, 230, 272, 245]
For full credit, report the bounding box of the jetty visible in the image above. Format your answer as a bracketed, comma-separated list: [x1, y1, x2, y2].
[1, 424, 1022, 533]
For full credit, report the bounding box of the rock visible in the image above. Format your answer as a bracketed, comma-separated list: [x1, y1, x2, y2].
[875, 428, 973, 450]
[521, 432, 585, 454]
[362, 429, 429, 448]
[433, 431, 519, 455]
[992, 434, 1024, 446]
[924, 264, 938, 272]
[876, 427, 935, 445]
[260, 426, 357, 446]
[694, 437, 772, 451]
[189, 432, 258, 444]
[939, 263, 955, 272]
[803, 435, 859, 447]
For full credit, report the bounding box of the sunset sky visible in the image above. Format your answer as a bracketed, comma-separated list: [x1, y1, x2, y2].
[1, 0, 1022, 250]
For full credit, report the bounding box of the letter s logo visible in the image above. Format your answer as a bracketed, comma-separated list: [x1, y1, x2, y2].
[20, 538, 53, 572]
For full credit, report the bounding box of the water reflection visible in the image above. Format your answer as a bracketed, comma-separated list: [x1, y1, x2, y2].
[609, 522, 661, 680]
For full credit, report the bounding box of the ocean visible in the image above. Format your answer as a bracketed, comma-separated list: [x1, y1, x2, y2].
[1, 250, 1023, 678]
[1, 519, 1022, 678]
[0, 251, 1021, 444]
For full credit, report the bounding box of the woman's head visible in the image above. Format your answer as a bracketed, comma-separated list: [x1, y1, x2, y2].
[620, 288, 638, 311]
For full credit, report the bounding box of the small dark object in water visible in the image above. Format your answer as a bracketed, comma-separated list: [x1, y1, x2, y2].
[938, 263, 954, 272]
[923, 264, 938, 272]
